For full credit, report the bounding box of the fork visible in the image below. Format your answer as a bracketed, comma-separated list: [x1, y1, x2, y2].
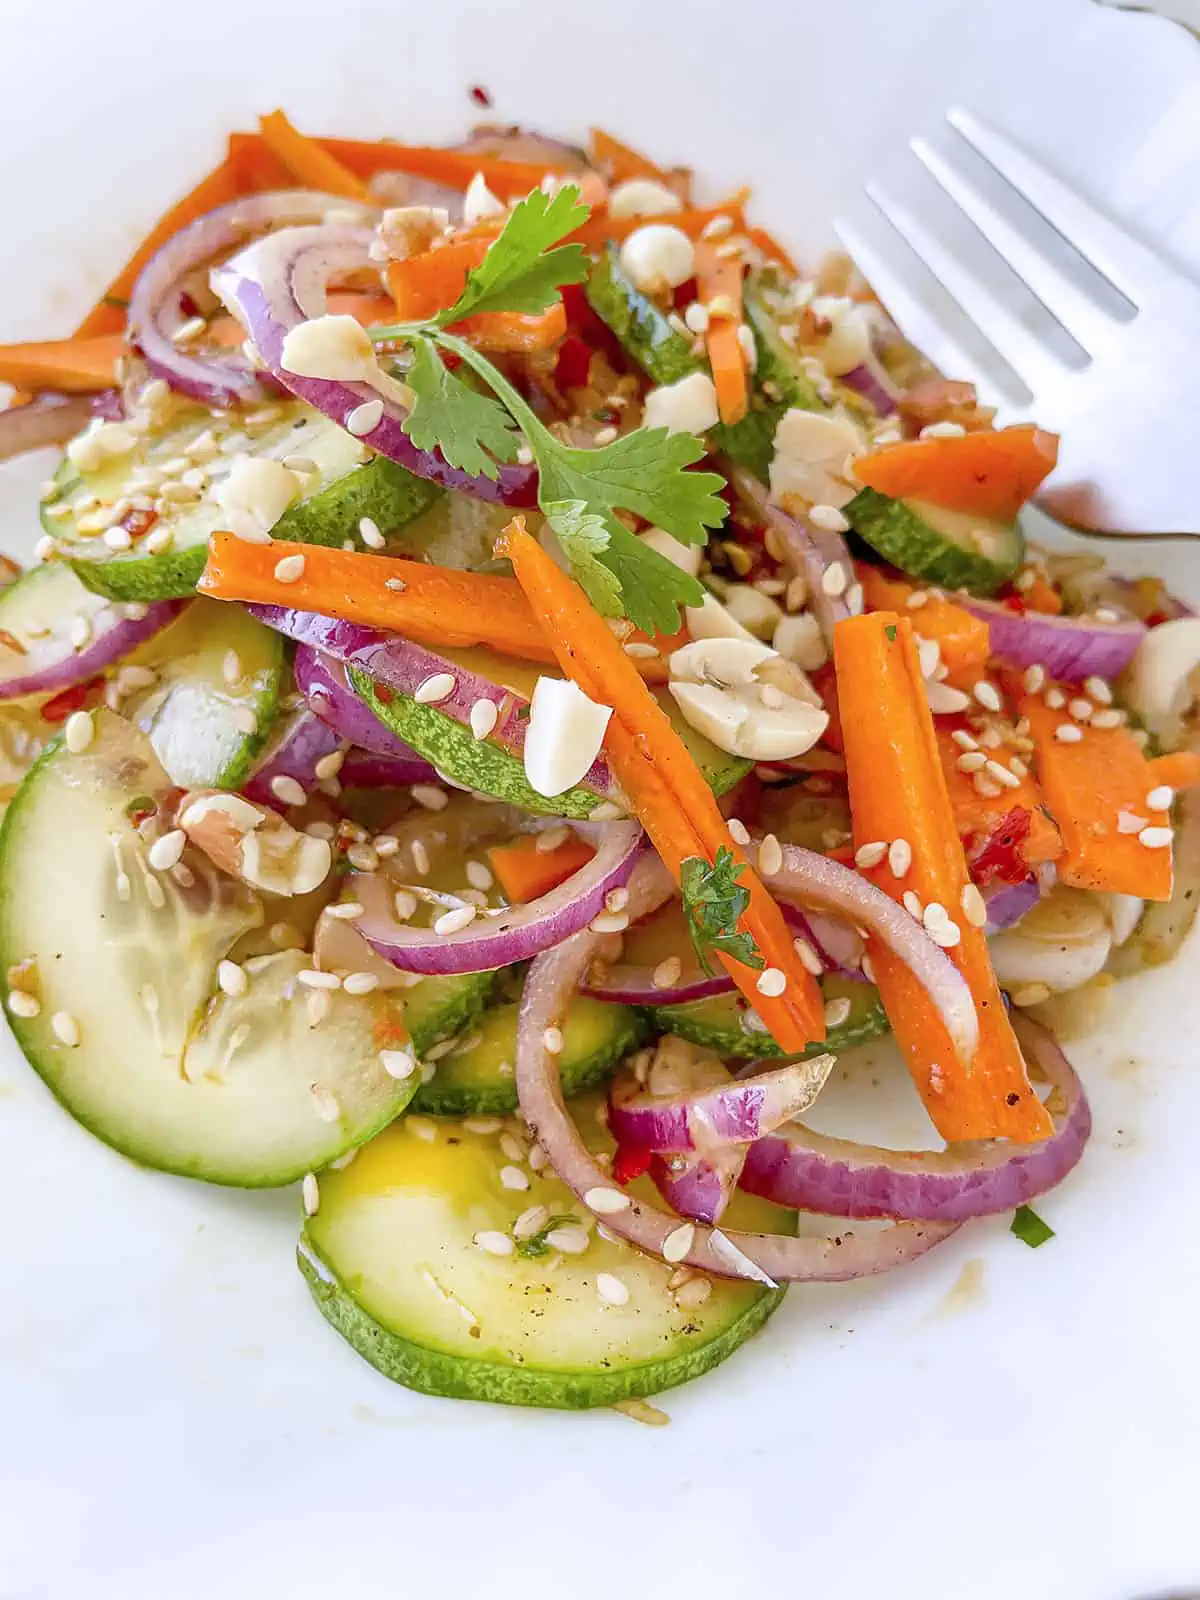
[836, 107, 1200, 539]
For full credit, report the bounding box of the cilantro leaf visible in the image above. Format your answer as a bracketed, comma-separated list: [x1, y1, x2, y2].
[400, 334, 519, 480]
[680, 847, 765, 975]
[543, 500, 624, 617]
[1010, 1205, 1055, 1248]
[515, 1213, 581, 1258]
[435, 185, 591, 325]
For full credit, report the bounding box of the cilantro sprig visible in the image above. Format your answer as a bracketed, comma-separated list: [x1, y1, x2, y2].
[370, 185, 726, 634]
[680, 847, 765, 975]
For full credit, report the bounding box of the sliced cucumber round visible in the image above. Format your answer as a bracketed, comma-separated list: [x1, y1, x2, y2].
[844, 487, 1023, 595]
[124, 599, 284, 789]
[646, 974, 890, 1059]
[403, 970, 497, 1059]
[299, 1093, 791, 1408]
[48, 402, 440, 602]
[585, 245, 700, 388]
[413, 991, 644, 1116]
[0, 712, 421, 1185]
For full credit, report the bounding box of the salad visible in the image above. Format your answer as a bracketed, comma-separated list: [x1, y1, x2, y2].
[0, 111, 1197, 1416]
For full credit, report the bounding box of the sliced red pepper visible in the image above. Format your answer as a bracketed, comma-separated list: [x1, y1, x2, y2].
[966, 807, 1034, 886]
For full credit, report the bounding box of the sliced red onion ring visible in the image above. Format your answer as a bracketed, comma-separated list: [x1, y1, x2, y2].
[786, 904, 866, 980]
[608, 1055, 834, 1153]
[516, 858, 959, 1284]
[959, 595, 1146, 681]
[293, 644, 434, 776]
[129, 191, 377, 409]
[0, 588, 185, 703]
[242, 704, 432, 808]
[651, 1147, 747, 1225]
[212, 225, 538, 504]
[839, 358, 900, 417]
[251, 606, 620, 802]
[355, 820, 643, 975]
[740, 1015, 1089, 1221]
[581, 960, 732, 1006]
[0, 393, 117, 463]
[983, 876, 1043, 934]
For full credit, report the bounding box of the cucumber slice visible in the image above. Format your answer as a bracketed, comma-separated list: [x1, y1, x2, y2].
[124, 599, 284, 789]
[403, 970, 497, 1059]
[741, 270, 827, 417]
[844, 487, 1023, 595]
[413, 992, 644, 1116]
[0, 712, 423, 1184]
[47, 402, 440, 602]
[647, 974, 889, 1060]
[299, 1093, 791, 1408]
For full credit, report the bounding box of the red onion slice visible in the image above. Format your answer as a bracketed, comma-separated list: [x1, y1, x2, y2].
[0, 580, 184, 703]
[242, 703, 432, 808]
[651, 1147, 747, 1226]
[131, 191, 377, 408]
[515, 856, 959, 1284]
[608, 1055, 834, 1153]
[740, 1015, 1090, 1221]
[959, 595, 1146, 681]
[582, 961, 733, 1006]
[0, 393, 118, 463]
[212, 225, 538, 504]
[356, 820, 643, 975]
[983, 876, 1043, 934]
[293, 645, 435, 776]
[839, 358, 900, 417]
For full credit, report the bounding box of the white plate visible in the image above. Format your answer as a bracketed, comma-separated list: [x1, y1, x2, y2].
[1, 2, 1199, 1597]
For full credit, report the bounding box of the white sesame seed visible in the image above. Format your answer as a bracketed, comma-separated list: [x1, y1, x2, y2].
[68, 614, 93, 651]
[888, 837, 913, 878]
[50, 1011, 80, 1048]
[1084, 675, 1113, 706]
[661, 1223, 696, 1263]
[902, 889, 924, 921]
[411, 840, 432, 877]
[590, 911, 631, 934]
[1139, 826, 1173, 849]
[727, 818, 751, 846]
[756, 966, 787, 998]
[414, 672, 456, 705]
[546, 1225, 590, 1254]
[499, 1164, 530, 1192]
[345, 842, 378, 872]
[597, 1272, 630, 1306]
[358, 516, 386, 550]
[269, 774, 307, 807]
[345, 400, 384, 436]
[7, 991, 40, 1019]
[926, 682, 971, 715]
[1044, 687, 1066, 710]
[1010, 757, 1028, 779]
[973, 775, 1002, 799]
[972, 680, 1001, 712]
[585, 1186, 631, 1214]
[950, 729, 978, 751]
[984, 759, 1022, 790]
[1054, 724, 1084, 743]
[342, 971, 380, 997]
[809, 503, 850, 533]
[793, 936, 824, 976]
[649, 956, 682, 990]
[62, 709, 95, 755]
[313, 748, 345, 781]
[1094, 607, 1120, 624]
[298, 969, 341, 990]
[904, 589, 930, 609]
[302, 1174, 320, 1216]
[1022, 665, 1046, 694]
[147, 829, 186, 871]
[1091, 708, 1124, 729]
[411, 783, 450, 813]
[273, 553, 306, 584]
[385, 577, 407, 592]
[512, 1204, 550, 1241]
[759, 833, 783, 876]
[1146, 785, 1174, 812]
[956, 751, 987, 773]
[919, 420, 967, 439]
[434, 905, 477, 937]
[379, 1048, 416, 1079]
[821, 561, 848, 597]
[960, 883, 988, 928]
[1011, 982, 1052, 1008]
[823, 995, 852, 1030]
[853, 841, 887, 869]
[1068, 698, 1093, 722]
[474, 1230, 514, 1257]
[675, 1275, 712, 1309]
[217, 959, 248, 997]
[464, 695, 501, 742]
[542, 1026, 565, 1055]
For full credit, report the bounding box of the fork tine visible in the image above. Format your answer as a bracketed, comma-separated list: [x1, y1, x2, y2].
[833, 216, 1005, 404]
[946, 108, 1171, 304]
[865, 183, 1064, 398]
[910, 133, 1120, 356]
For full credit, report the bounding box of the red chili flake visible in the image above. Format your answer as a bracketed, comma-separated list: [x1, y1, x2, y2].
[554, 334, 594, 392]
[468, 84, 492, 108]
[373, 684, 395, 705]
[671, 277, 699, 310]
[1000, 594, 1027, 614]
[1145, 609, 1169, 628]
[968, 806, 1033, 886]
[41, 675, 104, 725]
[124, 507, 159, 541]
[611, 1144, 654, 1186]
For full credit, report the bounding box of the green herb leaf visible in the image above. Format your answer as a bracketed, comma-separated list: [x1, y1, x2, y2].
[543, 500, 624, 617]
[680, 846, 764, 975]
[515, 1213, 581, 1258]
[400, 334, 519, 480]
[1010, 1205, 1055, 1248]
[436, 185, 591, 325]
[885, 623, 897, 642]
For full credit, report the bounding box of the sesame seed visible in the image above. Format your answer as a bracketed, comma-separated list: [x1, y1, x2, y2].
[302, 1174, 320, 1216]
[7, 990, 40, 1019]
[1023, 665, 1046, 694]
[960, 883, 988, 927]
[1139, 826, 1173, 849]
[373, 834, 399, 858]
[919, 420, 967, 439]
[1091, 708, 1124, 730]
[824, 995, 852, 1028]
[298, 969, 341, 991]
[957, 750, 987, 773]
[411, 784, 448, 811]
[474, 1230, 514, 1257]
[546, 1225, 590, 1254]
[854, 841, 887, 869]
[217, 959, 248, 997]
[984, 759, 1021, 790]
[63, 709, 95, 754]
[684, 301, 710, 333]
[973, 774, 1002, 798]
[1084, 675, 1113, 705]
[434, 905, 477, 937]
[662, 1223, 695, 1263]
[759, 833, 783, 876]
[379, 1048, 416, 1079]
[468, 698, 500, 740]
[512, 1204, 550, 1241]
[499, 1131, 526, 1162]
[905, 589, 930, 609]
[1146, 785, 1174, 812]
[385, 577, 406, 592]
[345, 842, 378, 872]
[147, 829, 186, 871]
[499, 1164, 530, 1192]
[1068, 698, 1093, 722]
[465, 860, 494, 893]
[926, 682, 971, 715]
[727, 818, 751, 846]
[50, 1011, 80, 1048]
[675, 1276, 712, 1309]
[793, 936, 824, 976]
[1010, 757, 1028, 778]
[973, 680, 1002, 712]
[311, 1082, 340, 1123]
[414, 672, 456, 705]
[902, 890, 924, 921]
[342, 971, 380, 996]
[585, 1186, 631, 1215]
[1044, 687, 1066, 710]
[534, 825, 570, 854]
[809, 503, 850, 533]
[68, 615, 93, 651]
[650, 956, 683, 990]
[861, 954, 876, 982]
[542, 1026, 565, 1055]
[273, 553, 306, 584]
[590, 910, 630, 934]
[1054, 724, 1083, 743]
[821, 561, 848, 597]
[951, 729, 979, 751]
[597, 1272, 630, 1306]
[358, 516, 386, 550]
[756, 966, 787, 998]
[888, 837, 913, 878]
[345, 400, 384, 436]
[410, 839, 431, 875]
[312, 748, 345, 782]
[269, 774, 307, 808]
[923, 903, 962, 948]
[1094, 607, 1120, 624]
[979, 726, 1003, 749]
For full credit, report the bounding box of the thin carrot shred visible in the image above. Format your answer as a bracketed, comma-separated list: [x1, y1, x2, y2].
[857, 563, 991, 680]
[694, 241, 748, 427]
[744, 226, 797, 273]
[569, 204, 746, 252]
[833, 612, 1052, 1142]
[1147, 750, 1200, 793]
[257, 110, 371, 204]
[488, 834, 596, 902]
[854, 425, 1060, 522]
[588, 129, 670, 185]
[500, 520, 824, 1052]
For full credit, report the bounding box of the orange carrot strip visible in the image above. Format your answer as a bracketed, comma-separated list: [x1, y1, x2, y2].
[385, 237, 492, 323]
[854, 425, 1060, 522]
[695, 241, 748, 427]
[569, 204, 746, 252]
[258, 111, 371, 203]
[588, 128, 669, 185]
[500, 521, 823, 1051]
[1016, 687, 1174, 901]
[453, 301, 567, 353]
[1147, 750, 1200, 793]
[857, 563, 991, 679]
[0, 334, 126, 393]
[745, 226, 797, 273]
[488, 834, 596, 903]
[1020, 572, 1063, 616]
[833, 612, 1052, 1142]
[936, 725, 1062, 868]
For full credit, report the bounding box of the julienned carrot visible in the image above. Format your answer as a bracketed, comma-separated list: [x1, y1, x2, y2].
[833, 612, 1052, 1143]
[385, 237, 492, 322]
[589, 128, 670, 185]
[1019, 572, 1063, 616]
[500, 520, 823, 1052]
[488, 833, 596, 903]
[1147, 750, 1200, 793]
[327, 139, 580, 198]
[1016, 687, 1173, 901]
[0, 334, 126, 393]
[857, 563, 991, 679]
[445, 303, 568, 354]
[258, 111, 371, 204]
[569, 204, 746, 252]
[745, 226, 796, 273]
[935, 726, 1062, 868]
[854, 425, 1060, 522]
[694, 242, 748, 427]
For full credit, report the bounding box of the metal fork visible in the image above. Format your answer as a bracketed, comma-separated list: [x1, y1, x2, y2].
[836, 107, 1200, 539]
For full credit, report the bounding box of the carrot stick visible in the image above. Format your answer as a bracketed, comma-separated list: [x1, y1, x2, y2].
[488, 833, 596, 902]
[1147, 750, 1200, 793]
[500, 520, 823, 1051]
[0, 334, 126, 393]
[588, 129, 670, 185]
[695, 241, 748, 427]
[936, 725, 1062, 868]
[325, 138, 580, 198]
[833, 612, 1052, 1142]
[444, 302, 567, 353]
[744, 226, 797, 273]
[1016, 687, 1174, 900]
[258, 111, 371, 204]
[1020, 572, 1063, 616]
[854, 425, 1060, 522]
[569, 204, 746, 252]
[858, 563, 991, 679]
[385, 237, 492, 323]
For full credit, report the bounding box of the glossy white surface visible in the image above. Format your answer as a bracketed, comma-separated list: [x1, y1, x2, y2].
[1, 1, 1198, 1596]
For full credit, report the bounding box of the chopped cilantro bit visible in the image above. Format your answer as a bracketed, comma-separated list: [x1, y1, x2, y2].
[1010, 1204, 1055, 1248]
